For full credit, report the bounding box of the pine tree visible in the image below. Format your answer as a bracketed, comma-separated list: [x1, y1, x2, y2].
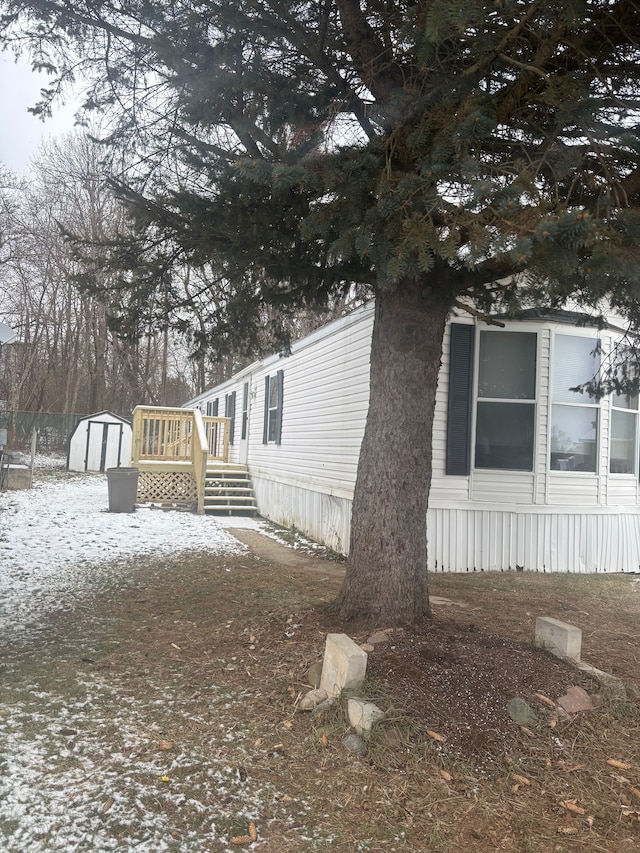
[3, 1, 640, 623]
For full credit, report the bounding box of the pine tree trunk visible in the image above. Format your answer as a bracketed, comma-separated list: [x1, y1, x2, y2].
[336, 275, 453, 625]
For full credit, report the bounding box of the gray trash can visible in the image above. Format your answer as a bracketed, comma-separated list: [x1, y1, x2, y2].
[106, 466, 139, 512]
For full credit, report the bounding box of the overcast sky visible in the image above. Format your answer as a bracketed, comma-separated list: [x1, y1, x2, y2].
[0, 51, 79, 175]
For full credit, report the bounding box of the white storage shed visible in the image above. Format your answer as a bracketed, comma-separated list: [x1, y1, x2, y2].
[67, 411, 132, 473]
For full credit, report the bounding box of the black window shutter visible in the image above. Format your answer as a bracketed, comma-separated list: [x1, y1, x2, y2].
[263, 376, 270, 444]
[275, 370, 284, 445]
[446, 324, 475, 475]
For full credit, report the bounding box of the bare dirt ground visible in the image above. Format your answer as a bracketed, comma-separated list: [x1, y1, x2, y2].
[3, 524, 639, 852]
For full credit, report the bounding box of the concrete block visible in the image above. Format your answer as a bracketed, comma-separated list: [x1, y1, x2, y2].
[347, 699, 384, 736]
[6, 465, 33, 490]
[320, 633, 368, 698]
[535, 616, 582, 661]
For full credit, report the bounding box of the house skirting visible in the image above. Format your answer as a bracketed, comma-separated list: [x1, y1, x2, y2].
[252, 474, 352, 556]
[252, 474, 640, 573]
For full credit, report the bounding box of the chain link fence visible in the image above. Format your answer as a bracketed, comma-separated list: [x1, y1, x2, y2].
[0, 411, 88, 454]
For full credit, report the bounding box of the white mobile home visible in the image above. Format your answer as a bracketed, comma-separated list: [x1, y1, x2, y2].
[186, 302, 640, 573]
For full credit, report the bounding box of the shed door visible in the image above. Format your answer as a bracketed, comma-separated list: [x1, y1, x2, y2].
[85, 421, 124, 472]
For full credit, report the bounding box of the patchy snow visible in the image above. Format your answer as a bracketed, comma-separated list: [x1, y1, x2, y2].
[0, 473, 262, 634]
[0, 473, 327, 852]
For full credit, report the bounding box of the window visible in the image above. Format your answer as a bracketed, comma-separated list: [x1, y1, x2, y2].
[474, 331, 537, 471]
[225, 391, 236, 445]
[550, 335, 599, 472]
[241, 382, 249, 440]
[263, 370, 284, 444]
[610, 391, 638, 474]
[206, 398, 219, 417]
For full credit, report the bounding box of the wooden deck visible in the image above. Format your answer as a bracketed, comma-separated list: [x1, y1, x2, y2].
[130, 405, 237, 513]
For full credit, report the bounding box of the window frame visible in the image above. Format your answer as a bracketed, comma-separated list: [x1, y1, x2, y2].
[609, 391, 639, 476]
[262, 370, 284, 445]
[241, 381, 249, 440]
[549, 333, 601, 474]
[472, 329, 538, 473]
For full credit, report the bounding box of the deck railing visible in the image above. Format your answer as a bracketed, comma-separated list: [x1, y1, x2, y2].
[131, 406, 231, 513]
[202, 415, 230, 462]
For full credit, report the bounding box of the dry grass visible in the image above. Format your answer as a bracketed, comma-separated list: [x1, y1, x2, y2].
[2, 538, 639, 852]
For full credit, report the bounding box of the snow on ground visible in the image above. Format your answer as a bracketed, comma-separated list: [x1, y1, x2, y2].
[0, 472, 321, 852]
[0, 472, 261, 635]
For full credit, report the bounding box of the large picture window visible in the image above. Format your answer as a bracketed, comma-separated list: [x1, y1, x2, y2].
[550, 335, 599, 472]
[474, 331, 537, 470]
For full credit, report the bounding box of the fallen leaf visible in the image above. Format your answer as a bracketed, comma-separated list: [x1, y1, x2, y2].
[283, 720, 293, 730]
[158, 740, 173, 751]
[438, 769, 452, 782]
[560, 800, 586, 815]
[321, 733, 329, 748]
[519, 726, 536, 737]
[607, 759, 631, 770]
[102, 797, 115, 814]
[170, 643, 181, 650]
[427, 730, 446, 742]
[628, 786, 640, 801]
[158, 776, 170, 783]
[249, 821, 258, 841]
[557, 826, 579, 835]
[230, 835, 252, 844]
[512, 774, 531, 786]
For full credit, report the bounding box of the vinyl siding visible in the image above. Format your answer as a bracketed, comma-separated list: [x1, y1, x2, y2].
[188, 304, 640, 572]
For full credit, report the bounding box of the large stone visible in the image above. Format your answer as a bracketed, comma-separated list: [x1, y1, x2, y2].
[535, 617, 582, 661]
[342, 734, 367, 756]
[306, 662, 323, 689]
[347, 699, 385, 736]
[576, 661, 624, 690]
[298, 688, 328, 711]
[506, 696, 539, 727]
[557, 685, 593, 714]
[320, 633, 368, 698]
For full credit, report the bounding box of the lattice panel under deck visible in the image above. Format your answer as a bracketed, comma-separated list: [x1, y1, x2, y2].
[137, 470, 197, 506]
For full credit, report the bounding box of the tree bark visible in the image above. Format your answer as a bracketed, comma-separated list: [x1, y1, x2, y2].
[336, 275, 453, 626]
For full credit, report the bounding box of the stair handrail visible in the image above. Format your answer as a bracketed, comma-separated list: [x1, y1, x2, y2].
[192, 408, 209, 514]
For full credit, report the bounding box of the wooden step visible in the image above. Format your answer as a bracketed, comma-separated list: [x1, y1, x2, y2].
[203, 463, 258, 515]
